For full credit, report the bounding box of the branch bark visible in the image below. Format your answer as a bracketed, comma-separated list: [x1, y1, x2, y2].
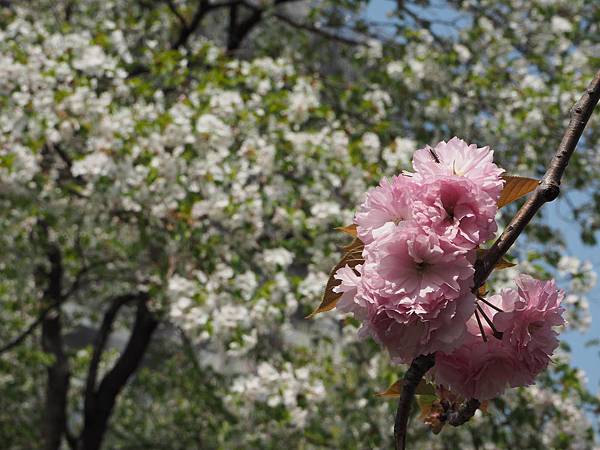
[83, 293, 141, 411]
[78, 294, 158, 450]
[41, 244, 70, 450]
[172, 0, 211, 49]
[393, 354, 435, 450]
[237, 0, 362, 48]
[474, 69, 600, 288]
[227, 3, 263, 52]
[0, 302, 58, 355]
[446, 399, 481, 426]
[394, 69, 600, 450]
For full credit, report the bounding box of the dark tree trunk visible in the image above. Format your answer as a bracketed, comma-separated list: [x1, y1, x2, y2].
[79, 297, 158, 450]
[41, 245, 70, 450]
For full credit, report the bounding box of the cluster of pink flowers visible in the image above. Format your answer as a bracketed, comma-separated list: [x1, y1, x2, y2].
[333, 137, 565, 400]
[435, 275, 565, 400]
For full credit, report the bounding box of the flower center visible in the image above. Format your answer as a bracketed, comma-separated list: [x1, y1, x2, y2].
[444, 204, 455, 220]
[415, 261, 429, 272]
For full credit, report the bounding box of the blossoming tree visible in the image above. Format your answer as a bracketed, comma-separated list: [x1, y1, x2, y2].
[1, 1, 600, 449]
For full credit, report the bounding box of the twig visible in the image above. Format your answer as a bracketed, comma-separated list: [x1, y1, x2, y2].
[393, 354, 435, 450]
[447, 399, 481, 426]
[84, 293, 141, 403]
[270, 11, 363, 46]
[473, 69, 600, 289]
[165, 0, 188, 29]
[394, 69, 600, 449]
[0, 302, 58, 355]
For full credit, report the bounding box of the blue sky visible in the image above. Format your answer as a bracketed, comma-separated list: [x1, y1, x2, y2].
[365, 0, 600, 392]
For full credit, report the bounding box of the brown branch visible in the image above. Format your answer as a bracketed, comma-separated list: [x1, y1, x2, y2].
[474, 69, 600, 288]
[79, 294, 158, 450]
[227, 3, 263, 51]
[476, 304, 502, 340]
[165, 0, 188, 29]
[393, 354, 435, 450]
[0, 302, 58, 355]
[446, 399, 481, 426]
[474, 308, 487, 342]
[393, 69, 600, 449]
[270, 10, 363, 46]
[231, 0, 361, 50]
[41, 243, 70, 450]
[172, 0, 211, 49]
[83, 293, 141, 410]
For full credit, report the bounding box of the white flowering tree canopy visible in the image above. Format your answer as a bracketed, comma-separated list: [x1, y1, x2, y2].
[0, 1, 599, 449]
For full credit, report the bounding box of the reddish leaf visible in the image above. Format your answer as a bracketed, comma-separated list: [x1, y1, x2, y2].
[375, 379, 436, 398]
[306, 238, 364, 318]
[336, 223, 357, 237]
[497, 175, 539, 208]
[494, 257, 516, 270]
[376, 380, 402, 398]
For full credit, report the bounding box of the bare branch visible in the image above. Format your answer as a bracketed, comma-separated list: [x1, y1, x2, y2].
[227, 2, 263, 51]
[446, 399, 481, 426]
[165, 0, 188, 29]
[79, 294, 158, 450]
[474, 69, 600, 288]
[0, 302, 58, 355]
[172, 0, 211, 49]
[84, 293, 141, 407]
[41, 243, 70, 450]
[393, 69, 600, 449]
[238, 0, 363, 47]
[393, 354, 435, 450]
[271, 11, 362, 46]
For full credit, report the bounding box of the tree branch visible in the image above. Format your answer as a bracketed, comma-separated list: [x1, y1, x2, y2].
[83, 293, 141, 412]
[393, 354, 435, 450]
[0, 302, 58, 355]
[272, 12, 363, 46]
[172, 0, 211, 49]
[79, 294, 158, 450]
[165, 0, 188, 29]
[394, 69, 600, 449]
[226, 2, 267, 52]
[446, 399, 481, 427]
[41, 243, 70, 450]
[473, 69, 600, 288]
[238, 0, 362, 48]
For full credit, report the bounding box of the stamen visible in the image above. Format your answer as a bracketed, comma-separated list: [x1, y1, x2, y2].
[474, 309, 487, 342]
[415, 261, 428, 272]
[429, 148, 440, 163]
[476, 304, 503, 340]
[476, 295, 503, 313]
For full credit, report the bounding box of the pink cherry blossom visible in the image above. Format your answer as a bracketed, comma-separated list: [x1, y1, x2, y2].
[413, 176, 498, 249]
[330, 137, 565, 393]
[333, 264, 362, 315]
[434, 332, 523, 401]
[354, 175, 417, 244]
[411, 137, 504, 201]
[435, 275, 565, 400]
[363, 291, 475, 364]
[372, 227, 474, 311]
[493, 275, 565, 374]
